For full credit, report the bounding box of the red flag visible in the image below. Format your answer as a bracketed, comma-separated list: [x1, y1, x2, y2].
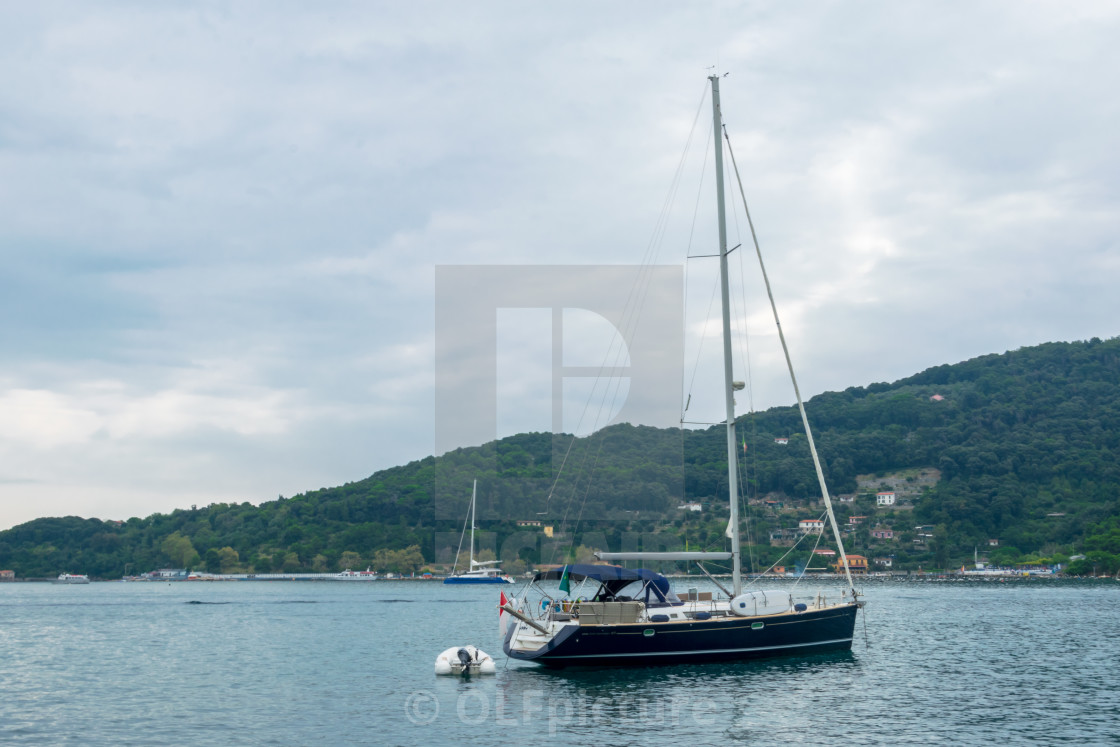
[499, 591, 510, 636]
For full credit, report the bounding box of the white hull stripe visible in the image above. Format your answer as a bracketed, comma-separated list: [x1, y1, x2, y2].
[542, 637, 853, 660]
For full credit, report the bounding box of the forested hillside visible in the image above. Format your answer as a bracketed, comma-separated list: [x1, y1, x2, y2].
[2, 337, 1118, 577]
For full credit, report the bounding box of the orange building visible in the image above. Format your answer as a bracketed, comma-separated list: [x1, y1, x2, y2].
[832, 554, 868, 574]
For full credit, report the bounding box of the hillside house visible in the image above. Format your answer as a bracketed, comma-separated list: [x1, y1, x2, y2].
[774, 437, 789, 445]
[849, 515, 867, 525]
[876, 491, 897, 506]
[798, 519, 824, 534]
[677, 502, 703, 512]
[871, 527, 894, 540]
[769, 528, 801, 545]
[832, 554, 868, 574]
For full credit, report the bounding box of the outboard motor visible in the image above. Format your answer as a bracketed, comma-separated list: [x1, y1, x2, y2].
[435, 645, 496, 675]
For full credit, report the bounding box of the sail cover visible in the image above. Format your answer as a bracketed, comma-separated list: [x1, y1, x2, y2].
[533, 564, 681, 606]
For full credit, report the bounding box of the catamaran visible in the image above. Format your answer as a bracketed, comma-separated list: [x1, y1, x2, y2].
[501, 75, 864, 666]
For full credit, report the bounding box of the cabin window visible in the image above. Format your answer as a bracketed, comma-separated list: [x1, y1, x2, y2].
[752, 622, 764, 630]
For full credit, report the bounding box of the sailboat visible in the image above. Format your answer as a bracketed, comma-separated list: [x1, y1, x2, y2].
[501, 75, 863, 666]
[444, 480, 514, 585]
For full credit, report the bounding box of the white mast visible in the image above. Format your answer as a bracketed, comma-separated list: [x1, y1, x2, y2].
[710, 75, 743, 598]
[469, 479, 477, 568]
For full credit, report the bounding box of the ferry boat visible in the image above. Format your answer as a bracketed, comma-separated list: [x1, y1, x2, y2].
[335, 568, 379, 580]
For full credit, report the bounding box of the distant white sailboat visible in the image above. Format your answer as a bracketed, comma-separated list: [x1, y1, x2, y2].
[444, 480, 514, 585]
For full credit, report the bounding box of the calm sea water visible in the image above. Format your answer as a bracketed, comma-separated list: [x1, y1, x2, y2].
[1, 578, 1118, 746]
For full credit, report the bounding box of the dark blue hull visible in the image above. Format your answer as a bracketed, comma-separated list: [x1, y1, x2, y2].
[504, 603, 859, 667]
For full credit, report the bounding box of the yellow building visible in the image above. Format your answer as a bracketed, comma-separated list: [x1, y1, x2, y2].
[832, 554, 868, 574]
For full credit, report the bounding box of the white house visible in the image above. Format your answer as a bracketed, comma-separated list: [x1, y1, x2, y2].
[774, 437, 789, 445]
[876, 491, 897, 506]
[677, 502, 702, 512]
[799, 519, 824, 534]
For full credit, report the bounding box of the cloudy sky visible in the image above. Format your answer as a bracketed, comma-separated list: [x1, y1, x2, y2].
[1, 2, 1118, 530]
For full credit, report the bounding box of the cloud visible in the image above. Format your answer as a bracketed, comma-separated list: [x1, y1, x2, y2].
[0, 389, 101, 448]
[1, 2, 1120, 529]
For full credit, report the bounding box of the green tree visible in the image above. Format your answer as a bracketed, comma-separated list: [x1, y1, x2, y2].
[339, 551, 363, 570]
[373, 545, 424, 574]
[161, 532, 200, 569]
[204, 548, 222, 574]
[217, 546, 240, 573]
[573, 544, 599, 563]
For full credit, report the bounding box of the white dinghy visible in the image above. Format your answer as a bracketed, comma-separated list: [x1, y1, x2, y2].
[434, 645, 496, 675]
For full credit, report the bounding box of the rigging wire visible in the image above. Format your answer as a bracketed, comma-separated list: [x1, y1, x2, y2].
[744, 509, 829, 590]
[450, 492, 472, 575]
[544, 83, 711, 566]
[722, 124, 857, 594]
[681, 114, 717, 419]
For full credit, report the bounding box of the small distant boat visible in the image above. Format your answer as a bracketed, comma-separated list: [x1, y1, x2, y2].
[335, 567, 379, 581]
[444, 480, 514, 585]
[434, 645, 496, 675]
[53, 573, 91, 584]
